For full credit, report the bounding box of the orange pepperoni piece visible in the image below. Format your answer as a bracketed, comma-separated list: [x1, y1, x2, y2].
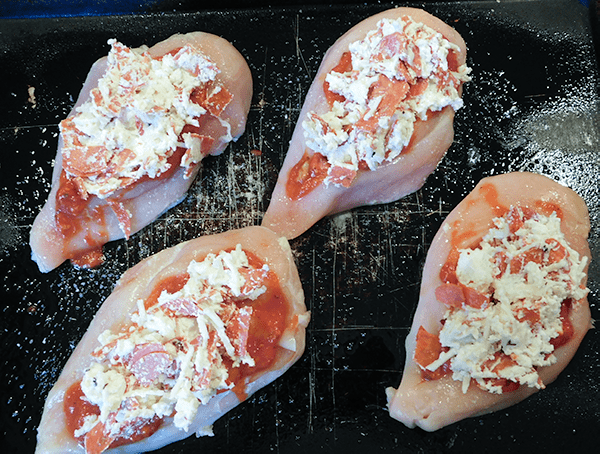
[62, 144, 111, 178]
[190, 83, 234, 116]
[324, 51, 353, 107]
[129, 343, 172, 385]
[510, 247, 544, 274]
[238, 267, 268, 296]
[414, 326, 451, 381]
[435, 283, 489, 309]
[84, 421, 115, 454]
[161, 298, 201, 317]
[435, 283, 465, 308]
[327, 166, 357, 188]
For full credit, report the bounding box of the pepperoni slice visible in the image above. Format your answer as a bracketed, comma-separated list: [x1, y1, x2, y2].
[129, 343, 172, 385]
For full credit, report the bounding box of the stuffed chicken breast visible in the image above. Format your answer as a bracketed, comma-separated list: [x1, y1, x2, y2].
[262, 7, 471, 239]
[30, 32, 253, 272]
[36, 226, 310, 453]
[386, 172, 592, 431]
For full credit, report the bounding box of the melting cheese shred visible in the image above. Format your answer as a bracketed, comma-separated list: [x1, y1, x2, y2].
[77, 245, 268, 439]
[302, 15, 471, 186]
[426, 207, 588, 394]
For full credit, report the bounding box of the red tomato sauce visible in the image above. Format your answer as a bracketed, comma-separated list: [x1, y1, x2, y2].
[478, 182, 507, 218]
[64, 251, 291, 450]
[144, 272, 190, 310]
[286, 151, 330, 200]
[64, 381, 162, 450]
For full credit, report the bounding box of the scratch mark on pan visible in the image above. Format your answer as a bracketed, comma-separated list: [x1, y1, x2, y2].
[331, 226, 337, 440]
[387, 222, 394, 277]
[274, 386, 280, 454]
[226, 154, 237, 220]
[294, 14, 310, 77]
[254, 46, 270, 153]
[415, 191, 428, 256]
[308, 247, 316, 434]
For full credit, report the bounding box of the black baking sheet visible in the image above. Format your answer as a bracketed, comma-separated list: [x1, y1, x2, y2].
[1, 1, 599, 452]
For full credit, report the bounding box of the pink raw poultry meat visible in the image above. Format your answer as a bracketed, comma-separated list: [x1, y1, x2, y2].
[262, 7, 471, 239]
[30, 32, 253, 272]
[36, 226, 310, 453]
[386, 172, 592, 431]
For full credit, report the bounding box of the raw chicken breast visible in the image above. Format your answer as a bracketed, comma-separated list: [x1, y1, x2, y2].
[386, 172, 592, 431]
[262, 7, 470, 239]
[36, 226, 310, 453]
[30, 32, 253, 272]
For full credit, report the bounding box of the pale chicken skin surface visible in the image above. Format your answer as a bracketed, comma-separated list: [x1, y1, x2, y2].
[386, 172, 592, 431]
[262, 7, 471, 239]
[36, 226, 310, 453]
[30, 32, 253, 273]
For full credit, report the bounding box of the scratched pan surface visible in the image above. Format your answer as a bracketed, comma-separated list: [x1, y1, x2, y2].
[1, 0, 599, 452]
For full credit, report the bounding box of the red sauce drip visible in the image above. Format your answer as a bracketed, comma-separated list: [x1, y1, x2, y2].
[64, 381, 162, 451]
[65, 251, 292, 448]
[448, 223, 475, 248]
[56, 171, 88, 237]
[478, 182, 507, 217]
[55, 174, 110, 268]
[285, 151, 330, 200]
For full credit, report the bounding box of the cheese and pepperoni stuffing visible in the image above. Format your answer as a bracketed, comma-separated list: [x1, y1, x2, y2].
[57, 39, 233, 240]
[63, 245, 288, 453]
[414, 206, 589, 394]
[290, 15, 471, 198]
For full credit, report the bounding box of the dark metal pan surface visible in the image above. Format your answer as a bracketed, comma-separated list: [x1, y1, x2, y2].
[1, 1, 598, 452]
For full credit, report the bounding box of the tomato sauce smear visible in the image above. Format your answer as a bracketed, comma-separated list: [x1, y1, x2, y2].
[63, 251, 292, 452]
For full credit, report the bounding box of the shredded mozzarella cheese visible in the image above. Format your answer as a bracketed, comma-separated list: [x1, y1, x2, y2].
[79, 245, 270, 439]
[428, 207, 588, 394]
